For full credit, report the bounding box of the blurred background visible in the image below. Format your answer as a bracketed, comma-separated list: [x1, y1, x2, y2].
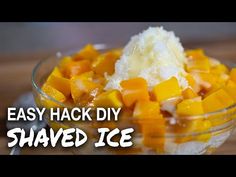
[0, 22, 236, 154]
[1, 22, 236, 54]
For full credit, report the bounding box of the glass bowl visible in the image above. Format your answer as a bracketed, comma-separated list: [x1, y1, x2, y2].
[32, 44, 236, 155]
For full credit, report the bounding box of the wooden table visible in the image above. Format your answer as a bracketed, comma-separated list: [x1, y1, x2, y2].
[0, 39, 236, 155]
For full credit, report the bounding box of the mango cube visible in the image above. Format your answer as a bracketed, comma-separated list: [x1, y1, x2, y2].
[120, 77, 149, 107]
[41, 84, 66, 108]
[47, 67, 63, 79]
[182, 87, 198, 99]
[133, 100, 165, 151]
[92, 51, 120, 75]
[143, 135, 165, 153]
[224, 80, 236, 102]
[133, 100, 160, 119]
[141, 115, 165, 152]
[70, 74, 102, 103]
[175, 119, 212, 143]
[202, 89, 235, 113]
[58, 56, 72, 74]
[153, 77, 182, 102]
[211, 64, 229, 75]
[177, 97, 204, 116]
[195, 120, 212, 142]
[64, 60, 91, 78]
[185, 49, 210, 72]
[47, 75, 71, 97]
[193, 72, 218, 90]
[185, 74, 200, 93]
[93, 74, 107, 85]
[93, 90, 123, 108]
[230, 68, 236, 83]
[73, 44, 99, 61]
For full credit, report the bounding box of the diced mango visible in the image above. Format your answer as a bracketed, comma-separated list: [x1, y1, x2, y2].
[230, 68, 236, 83]
[177, 97, 204, 116]
[153, 77, 182, 102]
[41, 84, 66, 108]
[76, 71, 94, 80]
[92, 51, 120, 75]
[202, 89, 235, 113]
[73, 44, 99, 61]
[186, 49, 210, 72]
[58, 56, 72, 74]
[47, 67, 63, 80]
[211, 64, 229, 75]
[143, 136, 165, 153]
[182, 87, 198, 99]
[133, 100, 160, 119]
[185, 74, 200, 93]
[216, 74, 229, 87]
[93, 90, 123, 108]
[70, 74, 102, 103]
[141, 115, 165, 152]
[63, 60, 91, 78]
[175, 119, 212, 143]
[47, 75, 71, 97]
[93, 74, 107, 85]
[200, 72, 218, 85]
[194, 72, 218, 90]
[120, 77, 149, 107]
[204, 83, 222, 98]
[223, 80, 236, 102]
[202, 74, 228, 98]
[195, 120, 212, 142]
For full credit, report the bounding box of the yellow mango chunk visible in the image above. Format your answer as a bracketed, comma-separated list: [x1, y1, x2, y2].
[92, 51, 120, 75]
[153, 77, 182, 102]
[204, 83, 223, 98]
[185, 74, 200, 93]
[202, 89, 235, 113]
[93, 74, 107, 85]
[193, 72, 218, 90]
[175, 119, 212, 143]
[203, 73, 228, 98]
[143, 135, 165, 153]
[73, 44, 99, 61]
[63, 60, 91, 78]
[177, 97, 204, 116]
[141, 115, 165, 153]
[47, 75, 71, 97]
[194, 120, 212, 142]
[133, 100, 160, 119]
[93, 90, 123, 108]
[182, 87, 198, 99]
[186, 49, 210, 72]
[58, 56, 72, 74]
[47, 67, 63, 79]
[120, 77, 150, 107]
[224, 80, 236, 102]
[133, 100, 164, 152]
[76, 71, 94, 80]
[211, 64, 229, 75]
[41, 84, 66, 108]
[70, 74, 102, 103]
[230, 68, 236, 83]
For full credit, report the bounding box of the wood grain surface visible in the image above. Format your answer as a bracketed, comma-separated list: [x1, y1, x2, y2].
[0, 39, 236, 155]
